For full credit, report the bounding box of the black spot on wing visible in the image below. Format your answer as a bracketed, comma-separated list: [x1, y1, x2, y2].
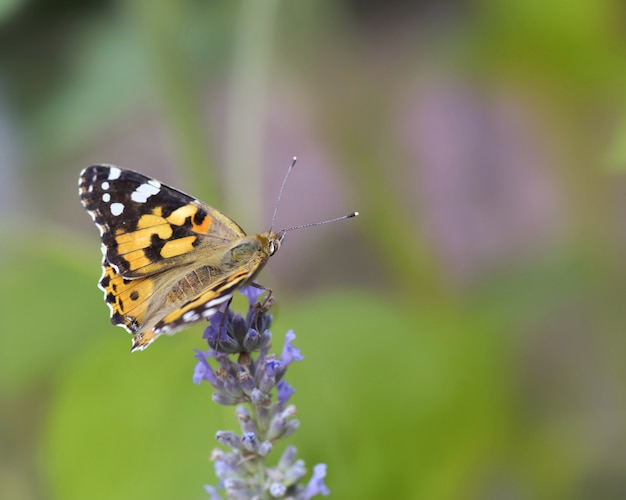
[111, 311, 125, 325]
[143, 233, 166, 262]
[193, 209, 207, 226]
[161, 204, 175, 218]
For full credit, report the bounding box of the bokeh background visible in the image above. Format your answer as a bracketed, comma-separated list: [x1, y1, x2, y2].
[2, 1, 626, 498]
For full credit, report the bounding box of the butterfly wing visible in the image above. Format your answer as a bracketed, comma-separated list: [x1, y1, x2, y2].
[79, 165, 261, 349]
[79, 165, 247, 278]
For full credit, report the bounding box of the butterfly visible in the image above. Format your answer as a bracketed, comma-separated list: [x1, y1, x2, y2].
[78, 162, 357, 352]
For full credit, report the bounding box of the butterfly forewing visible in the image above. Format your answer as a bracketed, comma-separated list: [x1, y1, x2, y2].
[79, 165, 247, 278]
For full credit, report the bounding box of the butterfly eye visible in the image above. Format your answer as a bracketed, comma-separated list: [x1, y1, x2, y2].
[269, 238, 280, 256]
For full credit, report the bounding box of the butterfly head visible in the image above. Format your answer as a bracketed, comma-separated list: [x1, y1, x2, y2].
[256, 231, 284, 258]
[270, 230, 286, 256]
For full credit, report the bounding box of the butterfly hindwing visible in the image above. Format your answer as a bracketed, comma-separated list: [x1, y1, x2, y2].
[99, 262, 155, 333]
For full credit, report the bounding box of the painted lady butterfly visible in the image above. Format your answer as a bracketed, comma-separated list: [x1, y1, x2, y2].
[78, 162, 357, 352]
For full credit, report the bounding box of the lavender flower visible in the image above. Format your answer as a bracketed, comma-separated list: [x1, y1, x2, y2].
[194, 286, 329, 499]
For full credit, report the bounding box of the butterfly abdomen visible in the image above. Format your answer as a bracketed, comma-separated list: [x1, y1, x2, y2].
[166, 265, 222, 305]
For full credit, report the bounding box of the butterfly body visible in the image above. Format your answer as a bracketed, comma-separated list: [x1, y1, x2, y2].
[79, 165, 282, 351]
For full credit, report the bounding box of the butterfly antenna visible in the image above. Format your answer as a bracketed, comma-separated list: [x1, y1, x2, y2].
[270, 156, 298, 233]
[281, 211, 359, 234]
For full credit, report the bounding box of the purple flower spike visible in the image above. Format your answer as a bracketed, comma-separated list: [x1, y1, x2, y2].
[195, 285, 329, 498]
[304, 464, 330, 498]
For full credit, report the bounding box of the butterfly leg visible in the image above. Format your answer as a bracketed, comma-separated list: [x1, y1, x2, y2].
[250, 282, 274, 307]
[248, 283, 275, 337]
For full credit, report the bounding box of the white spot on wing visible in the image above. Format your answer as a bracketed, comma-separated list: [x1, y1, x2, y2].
[101, 181, 110, 190]
[201, 308, 217, 318]
[131, 182, 161, 203]
[199, 294, 233, 318]
[110, 202, 124, 216]
[108, 167, 121, 180]
[183, 311, 200, 322]
[102, 193, 110, 202]
[205, 294, 232, 308]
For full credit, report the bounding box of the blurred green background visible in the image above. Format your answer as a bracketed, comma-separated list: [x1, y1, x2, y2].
[2, 0, 626, 498]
